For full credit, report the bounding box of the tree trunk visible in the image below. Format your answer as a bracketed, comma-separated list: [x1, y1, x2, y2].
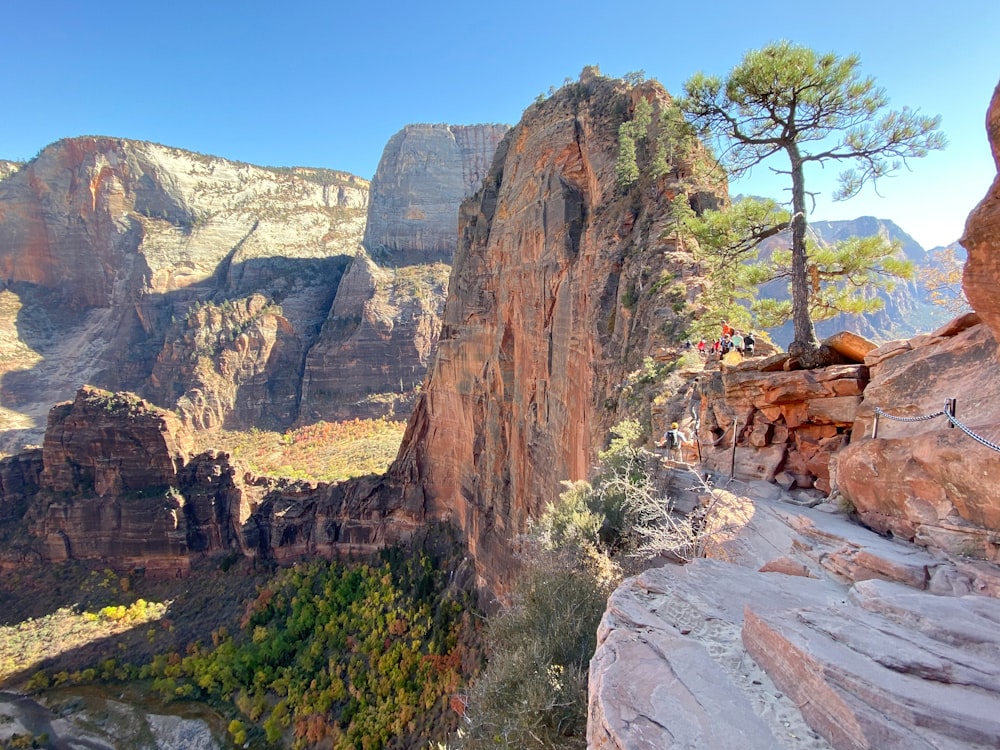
[787, 145, 818, 356]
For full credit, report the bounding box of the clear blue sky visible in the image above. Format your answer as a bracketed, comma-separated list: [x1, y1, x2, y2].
[3, 0, 997, 249]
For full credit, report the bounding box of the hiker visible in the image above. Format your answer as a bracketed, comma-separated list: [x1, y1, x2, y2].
[697, 339, 706, 356]
[743, 331, 755, 356]
[657, 422, 688, 462]
[721, 320, 734, 338]
[731, 330, 744, 352]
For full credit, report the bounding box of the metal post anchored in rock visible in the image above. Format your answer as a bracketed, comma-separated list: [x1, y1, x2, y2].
[730, 418, 739, 479]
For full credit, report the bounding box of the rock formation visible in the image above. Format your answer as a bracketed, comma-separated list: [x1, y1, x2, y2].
[832, 315, 1000, 557]
[390, 69, 724, 586]
[0, 126, 506, 447]
[0, 386, 416, 572]
[962, 81, 1000, 344]
[0, 137, 368, 446]
[590, 490, 1000, 749]
[300, 124, 507, 420]
[362, 124, 509, 264]
[696, 351, 868, 494]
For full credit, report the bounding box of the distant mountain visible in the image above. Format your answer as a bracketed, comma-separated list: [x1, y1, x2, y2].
[762, 216, 956, 346]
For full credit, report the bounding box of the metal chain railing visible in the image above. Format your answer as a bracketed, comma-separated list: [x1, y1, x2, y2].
[872, 399, 1000, 452]
[942, 410, 1000, 452]
[872, 407, 947, 423]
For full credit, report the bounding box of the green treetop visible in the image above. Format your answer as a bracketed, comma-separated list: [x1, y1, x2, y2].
[681, 41, 945, 360]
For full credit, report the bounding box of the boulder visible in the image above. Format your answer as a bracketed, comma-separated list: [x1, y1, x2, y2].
[961, 81, 1000, 346]
[823, 331, 877, 363]
[833, 322, 1000, 557]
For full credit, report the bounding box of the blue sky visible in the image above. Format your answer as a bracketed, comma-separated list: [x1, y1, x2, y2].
[3, 0, 997, 249]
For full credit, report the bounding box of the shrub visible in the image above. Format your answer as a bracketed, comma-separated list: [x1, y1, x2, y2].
[461, 548, 610, 749]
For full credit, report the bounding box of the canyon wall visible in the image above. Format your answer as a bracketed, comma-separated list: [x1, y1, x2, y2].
[0, 137, 368, 445]
[300, 124, 508, 420]
[390, 69, 723, 586]
[0, 126, 506, 446]
[362, 124, 509, 263]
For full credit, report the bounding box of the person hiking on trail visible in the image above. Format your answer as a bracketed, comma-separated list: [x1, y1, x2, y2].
[731, 331, 744, 352]
[658, 422, 687, 461]
[721, 320, 734, 338]
[743, 331, 755, 356]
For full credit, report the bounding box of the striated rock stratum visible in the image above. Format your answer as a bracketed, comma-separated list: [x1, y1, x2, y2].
[0, 126, 505, 447]
[389, 68, 724, 587]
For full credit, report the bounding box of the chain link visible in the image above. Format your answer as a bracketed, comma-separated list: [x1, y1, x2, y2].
[944, 411, 1000, 452]
[873, 406, 947, 423]
[873, 405, 1000, 452]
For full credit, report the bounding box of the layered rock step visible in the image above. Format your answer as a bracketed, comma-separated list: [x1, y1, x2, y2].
[589, 492, 1000, 750]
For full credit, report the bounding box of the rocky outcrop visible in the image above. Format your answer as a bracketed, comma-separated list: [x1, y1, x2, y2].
[27, 387, 229, 569]
[149, 293, 306, 430]
[390, 70, 724, 586]
[300, 256, 451, 420]
[0, 387, 417, 571]
[829, 81, 1000, 561]
[696, 353, 868, 494]
[589, 489, 1000, 750]
[962, 81, 1000, 345]
[832, 316, 1000, 558]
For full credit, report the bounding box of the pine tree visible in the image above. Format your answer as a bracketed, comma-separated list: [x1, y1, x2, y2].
[681, 41, 945, 362]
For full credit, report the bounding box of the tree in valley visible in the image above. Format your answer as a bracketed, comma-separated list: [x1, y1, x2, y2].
[681, 41, 945, 360]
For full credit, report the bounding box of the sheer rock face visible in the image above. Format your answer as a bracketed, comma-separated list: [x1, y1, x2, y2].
[362, 124, 509, 263]
[0, 137, 368, 447]
[390, 73, 722, 587]
[962, 81, 1000, 345]
[29, 386, 237, 570]
[301, 123, 507, 421]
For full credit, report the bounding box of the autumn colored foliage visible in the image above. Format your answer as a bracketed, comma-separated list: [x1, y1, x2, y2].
[136, 534, 480, 749]
[196, 418, 407, 482]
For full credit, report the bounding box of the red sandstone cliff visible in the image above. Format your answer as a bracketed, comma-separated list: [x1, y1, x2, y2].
[962, 82, 1000, 344]
[389, 69, 723, 585]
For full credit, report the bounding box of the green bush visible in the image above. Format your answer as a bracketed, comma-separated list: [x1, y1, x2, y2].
[461, 549, 610, 749]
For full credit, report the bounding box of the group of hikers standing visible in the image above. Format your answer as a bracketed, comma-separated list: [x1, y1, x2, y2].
[665, 322, 760, 463]
[693, 321, 755, 359]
